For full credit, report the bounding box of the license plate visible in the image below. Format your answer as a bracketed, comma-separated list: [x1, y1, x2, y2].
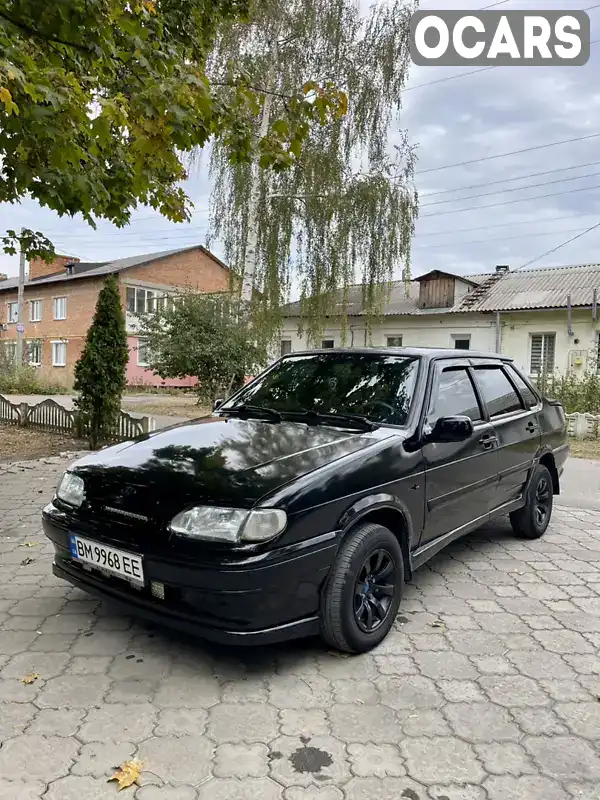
[69, 535, 144, 585]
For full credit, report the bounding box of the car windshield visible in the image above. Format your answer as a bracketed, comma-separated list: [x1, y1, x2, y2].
[221, 352, 421, 426]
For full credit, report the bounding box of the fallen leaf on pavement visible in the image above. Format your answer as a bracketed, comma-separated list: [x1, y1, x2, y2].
[21, 673, 39, 685]
[327, 651, 350, 658]
[20, 557, 34, 566]
[429, 621, 444, 628]
[19, 542, 38, 548]
[108, 760, 144, 791]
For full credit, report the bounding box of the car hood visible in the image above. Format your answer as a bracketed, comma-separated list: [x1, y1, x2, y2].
[71, 416, 391, 513]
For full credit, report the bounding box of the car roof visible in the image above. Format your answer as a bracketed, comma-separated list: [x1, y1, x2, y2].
[285, 347, 513, 362]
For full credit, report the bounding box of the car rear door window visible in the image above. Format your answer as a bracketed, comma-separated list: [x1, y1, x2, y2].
[505, 364, 539, 409]
[473, 367, 523, 418]
[428, 367, 482, 422]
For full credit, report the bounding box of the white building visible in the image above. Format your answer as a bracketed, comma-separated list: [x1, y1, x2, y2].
[280, 263, 600, 379]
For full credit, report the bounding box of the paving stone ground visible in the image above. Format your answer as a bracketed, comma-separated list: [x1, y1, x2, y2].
[1, 455, 599, 800]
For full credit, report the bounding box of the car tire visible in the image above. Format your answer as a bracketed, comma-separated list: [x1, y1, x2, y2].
[319, 522, 404, 654]
[509, 463, 554, 540]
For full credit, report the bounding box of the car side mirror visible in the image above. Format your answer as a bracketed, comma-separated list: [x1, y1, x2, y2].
[213, 398, 224, 411]
[426, 415, 474, 444]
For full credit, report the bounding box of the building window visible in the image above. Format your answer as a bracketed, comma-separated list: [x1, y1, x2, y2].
[53, 297, 67, 320]
[3, 341, 16, 363]
[126, 286, 161, 315]
[386, 336, 403, 347]
[280, 340, 292, 356]
[27, 341, 42, 366]
[452, 334, 471, 350]
[51, 341, 67, 367]
[530, 333, 556, 374]
[137, 338, 150, 367]
[321, 339, 335, 349]
[7, 302, 18, 323]
[30, 300, 42, 322]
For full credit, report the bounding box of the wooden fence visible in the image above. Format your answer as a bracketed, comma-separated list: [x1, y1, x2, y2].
[0, 395, 155, 442]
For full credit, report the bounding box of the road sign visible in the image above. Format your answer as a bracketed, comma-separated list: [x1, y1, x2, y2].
[16, 323, 24, 333]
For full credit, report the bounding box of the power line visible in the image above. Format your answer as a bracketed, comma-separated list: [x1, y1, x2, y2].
[50, 225, 209, 241]
[420, 160, 600, 198]
[420, 182, 600, 218]
[413, 225, 591, 251]
[516, 221, 600, 270]
[415, 132, 600, 176]
[416, 213, 599, 238]
[420, 169, 600, 208]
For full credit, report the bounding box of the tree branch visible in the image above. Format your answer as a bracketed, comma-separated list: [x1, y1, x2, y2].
[211, 79, 293, 100]
[0, 9, 93, 53]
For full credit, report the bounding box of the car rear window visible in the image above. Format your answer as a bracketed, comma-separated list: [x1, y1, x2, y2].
[505, 364, 539, 409]
[473, 367, 524, 417]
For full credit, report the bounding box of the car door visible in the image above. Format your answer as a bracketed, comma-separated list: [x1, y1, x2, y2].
[419, 359, 499, 547]
[470, 361, 541, 512]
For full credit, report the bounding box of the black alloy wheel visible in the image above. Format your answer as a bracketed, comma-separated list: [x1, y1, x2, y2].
[534, 475, 551, 528]
[510, 463, 554, 539]
[353, 549, 397, 633]
[320, 521, 404, 653]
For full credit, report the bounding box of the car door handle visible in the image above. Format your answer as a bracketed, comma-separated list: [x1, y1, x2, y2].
[479, 433, 498, 450]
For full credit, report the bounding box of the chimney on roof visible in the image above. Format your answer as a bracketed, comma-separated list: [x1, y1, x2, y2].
[29, 255, 80, 280]
[495, 264, 509, 273]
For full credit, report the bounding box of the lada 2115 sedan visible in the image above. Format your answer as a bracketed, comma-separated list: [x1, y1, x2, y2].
[43, 348, 569, 653]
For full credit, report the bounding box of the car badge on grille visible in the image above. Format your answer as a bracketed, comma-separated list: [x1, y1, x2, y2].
[102, 506, 149, 523]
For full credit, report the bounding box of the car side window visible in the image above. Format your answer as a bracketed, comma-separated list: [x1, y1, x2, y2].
[505, 364, 539, 409]
[428, 367, 482, 423]
[473, 367, 523, 418]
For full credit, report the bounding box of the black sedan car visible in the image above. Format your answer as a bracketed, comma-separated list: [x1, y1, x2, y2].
[43, 348, 569, 653]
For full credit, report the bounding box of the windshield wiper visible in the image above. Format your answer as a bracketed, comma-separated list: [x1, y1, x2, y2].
[217, 403, 282, 422]
[283, 409, 379, 431]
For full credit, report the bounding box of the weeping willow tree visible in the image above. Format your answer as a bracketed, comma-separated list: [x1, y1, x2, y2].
[206, 0, 418, 344]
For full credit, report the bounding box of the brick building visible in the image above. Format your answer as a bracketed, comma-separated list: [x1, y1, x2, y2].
[0, 245, 230, 387]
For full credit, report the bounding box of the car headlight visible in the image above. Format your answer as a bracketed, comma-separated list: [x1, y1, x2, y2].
[56, 472, 85, 508]
[169, 506, 287, 544]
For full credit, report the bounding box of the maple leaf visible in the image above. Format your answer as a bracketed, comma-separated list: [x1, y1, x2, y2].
[21, 673, 39, 685]
[108, 760, 144, 791]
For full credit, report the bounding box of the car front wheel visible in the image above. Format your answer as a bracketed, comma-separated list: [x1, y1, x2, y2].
[320, 522, 404, 654]
[509, 463, 554, 539]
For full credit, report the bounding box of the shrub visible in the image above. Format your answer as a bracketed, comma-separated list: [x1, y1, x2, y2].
[534, 368, 600, 415]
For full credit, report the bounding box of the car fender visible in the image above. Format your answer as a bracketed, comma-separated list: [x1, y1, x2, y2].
[335, 493, 416, 578]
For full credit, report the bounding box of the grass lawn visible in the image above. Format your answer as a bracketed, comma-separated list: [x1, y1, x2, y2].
[124, 396, 209, 419]
[568, 438, 600, 460]
[0, 424, 87, 462]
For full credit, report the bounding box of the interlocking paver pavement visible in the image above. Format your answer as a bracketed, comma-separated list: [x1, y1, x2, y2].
[1, 455, 600, 800]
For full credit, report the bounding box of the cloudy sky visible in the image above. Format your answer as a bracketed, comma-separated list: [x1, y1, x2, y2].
[1, 0, 599, 290]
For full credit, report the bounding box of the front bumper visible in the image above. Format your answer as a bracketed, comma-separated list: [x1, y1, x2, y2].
[43, 505, 338, 646]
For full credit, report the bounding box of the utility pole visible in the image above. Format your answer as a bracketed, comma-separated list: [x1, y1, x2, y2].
[15, 227, 26, 366]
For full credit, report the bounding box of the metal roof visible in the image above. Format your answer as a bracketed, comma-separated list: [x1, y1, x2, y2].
[0, 245, 227, 292]
[282, 274, 492, 317]
[283, 264, 600, 317]
[458, 263, 600, 312]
